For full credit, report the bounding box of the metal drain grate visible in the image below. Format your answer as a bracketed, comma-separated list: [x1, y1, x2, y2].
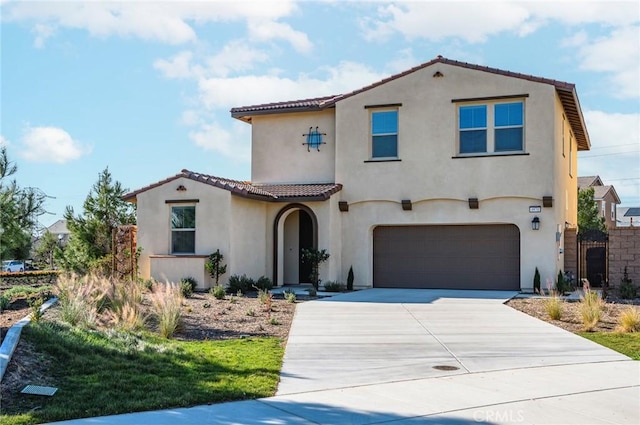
[21, 385, 58, 396]
[432, 365, 459, 371]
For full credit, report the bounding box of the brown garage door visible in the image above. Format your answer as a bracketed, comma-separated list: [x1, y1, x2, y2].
[373, 224, 520, 290]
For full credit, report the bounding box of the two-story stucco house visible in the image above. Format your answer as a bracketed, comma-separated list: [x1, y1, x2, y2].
[124, 56, 590, 292]
[578, 176, 621, 230]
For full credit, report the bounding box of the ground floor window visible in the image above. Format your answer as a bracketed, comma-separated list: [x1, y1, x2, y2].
[171, 205, 195, 253]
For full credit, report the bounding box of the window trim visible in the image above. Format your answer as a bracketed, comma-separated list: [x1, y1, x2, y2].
[456, 99, 526, 157]
[370, 108, 399, 160]
[170, 204, 196, 255]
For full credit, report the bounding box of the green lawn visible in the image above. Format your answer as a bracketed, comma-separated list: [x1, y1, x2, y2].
[578, 332, 640, 360]
[0, 322, 284, 425]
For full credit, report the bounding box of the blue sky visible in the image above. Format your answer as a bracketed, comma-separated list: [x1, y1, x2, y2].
[1, 0, 639, 229]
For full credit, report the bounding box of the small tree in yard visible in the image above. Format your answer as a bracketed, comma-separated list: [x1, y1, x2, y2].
[205, 249, 227, 286]
[578, 187, 605, 232]
[301, 248, 330, 290]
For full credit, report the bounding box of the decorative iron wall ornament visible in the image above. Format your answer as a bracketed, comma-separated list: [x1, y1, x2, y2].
[302, 127, 326, 151]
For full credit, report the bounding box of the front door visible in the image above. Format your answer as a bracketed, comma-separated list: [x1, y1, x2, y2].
[283, 209, 314, 284]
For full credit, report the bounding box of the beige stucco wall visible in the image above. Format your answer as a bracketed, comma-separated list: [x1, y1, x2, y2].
[229, 196, 269, 282]
[251, 110, 336, 184]
[136, 176, 232, 289]
[333, 62, 573, 290]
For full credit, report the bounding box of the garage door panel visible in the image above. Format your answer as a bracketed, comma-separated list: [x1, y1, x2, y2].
[373, 225, 520, 290]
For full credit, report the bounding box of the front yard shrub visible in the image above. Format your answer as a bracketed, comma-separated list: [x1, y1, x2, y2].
[301, 248, 330, 290]
[228, 274, 254, 294]
[254, 276, 273, 291]
[556, 270, 567, 294]
[210, 285, 226, 300]
[619, 267, 636, 299]
[533, 267, 541, 293]
[543, 291, 564, 320]
[580, 289, 604, 331]
[617, 307, 640, 333]
[347, 266, 354, 291]
[55, 274, 105, 328]
[284, 290, 296, 303]
[149, 283, 183, 339]
[29, 297, 45, 322]
[323, 281, 345, 292]
[0, 294, 9, 311]
[179, 277, 197, 298]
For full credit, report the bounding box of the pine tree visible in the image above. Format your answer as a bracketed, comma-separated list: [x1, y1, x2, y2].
[61, 167, 136, 273]
[0, 147, 47, 260]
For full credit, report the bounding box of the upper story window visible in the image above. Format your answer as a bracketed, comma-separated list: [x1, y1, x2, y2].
[459, 105, 487, 153]
[171, 205, 196, 254]
[371, 110, 398, 158]
[611, 203, 616, 220]
[494, 102, 523, 151]
[457, 99, 525, 155]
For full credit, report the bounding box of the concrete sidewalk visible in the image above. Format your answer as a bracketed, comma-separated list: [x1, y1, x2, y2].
[51, 289, 640, 424]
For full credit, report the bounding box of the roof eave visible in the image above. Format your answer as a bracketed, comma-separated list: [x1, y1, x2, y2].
[557, 87, 590, 151]
[231, 105, 327, 122]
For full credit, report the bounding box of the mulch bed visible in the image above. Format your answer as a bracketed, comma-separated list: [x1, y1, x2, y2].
[506, 293, 640, 333]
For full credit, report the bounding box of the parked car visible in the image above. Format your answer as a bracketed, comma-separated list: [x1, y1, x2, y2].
[2, 260, 25, 272]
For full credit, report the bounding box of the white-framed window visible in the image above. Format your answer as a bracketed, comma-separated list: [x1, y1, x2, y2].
[458, 101, 524, 155]
[171, 205, 196, 254]
[601, 202, 605, 217]
[611, 203, 616, 220]
[371, 109, 398, 158]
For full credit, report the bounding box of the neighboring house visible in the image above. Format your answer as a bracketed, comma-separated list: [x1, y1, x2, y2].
[617, 207, 640, 227]
[30, 219, 70, 259]
[578, 176, 621, 230]
[46, 219, 70, 246]
[125, 56, 590, 292]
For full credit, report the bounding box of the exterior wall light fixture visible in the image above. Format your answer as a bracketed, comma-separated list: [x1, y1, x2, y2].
[532, 216, 540, 230]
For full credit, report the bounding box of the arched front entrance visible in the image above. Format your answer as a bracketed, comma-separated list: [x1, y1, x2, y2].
[273, 204, 317, 286]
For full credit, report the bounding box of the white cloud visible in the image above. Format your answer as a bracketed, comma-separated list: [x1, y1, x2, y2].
[561, 30, 588, 48]
[579, 110, 640, 204]
[204, 40, 271, 77]
[361, 2, 532, 43]
[574, 26, 640, 99]
[32, 23, 55, 48]
[247, 20, 312, 53]
[361, 1, 640, 42]
[189, 121, 250, 162]
[0, 135, 9, 147]
[3, 0, 303, 48]
[197, 61, 385, 110]
[20, 126, 91, 164]
[154, 51, 197, 79]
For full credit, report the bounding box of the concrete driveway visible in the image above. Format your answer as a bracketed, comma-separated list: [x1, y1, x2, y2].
[53, 289, 640, 425]
[277, 289, 630, 394]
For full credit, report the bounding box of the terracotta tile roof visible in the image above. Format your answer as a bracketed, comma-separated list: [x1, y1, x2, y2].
[231, 95, 341, 119]
[230, 55, 590, 151]
[123, 170, 342, 203]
